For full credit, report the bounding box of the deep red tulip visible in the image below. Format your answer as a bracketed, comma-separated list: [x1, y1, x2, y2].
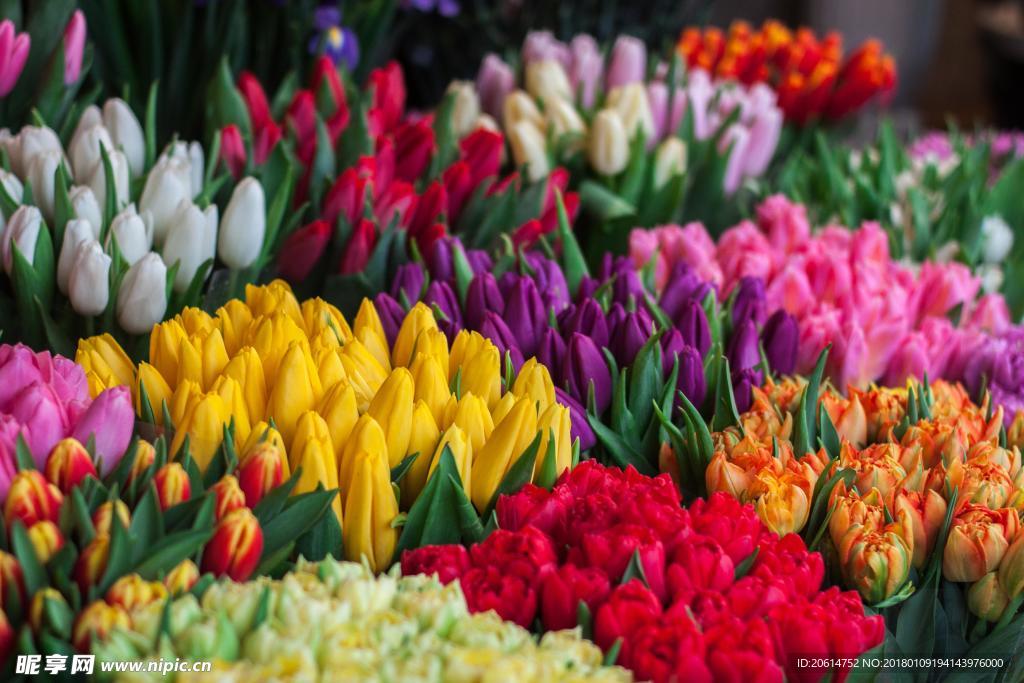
[219, 124, 247, 179]
[339, 218, 377, 274]
[393, 120, 435, 182]
[278, 219, 331, 283]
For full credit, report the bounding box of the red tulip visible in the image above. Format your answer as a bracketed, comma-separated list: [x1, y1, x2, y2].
[400, 545, 471, 585]
[666, 535, 735, 604]
[375, 180, 417, 229]
[253, 120, 282, 166]
[512, 218, 544, 248]
[219, 124, 247, 179]
[460, 565, 537, 628]
[593, 580, 663, 663]
[44, 437, 97, 494]
[459, 128, 503, 184]
[238, 71, 274, 130]
[373, 137, 396, 198]
[540, 563, 611, 630]
[469, 526, 558, 584]
[339, 218, 377, 274]
[367, 61, 406, 138]
[442, 161, 473, 224]
[210, 474, 247, 520]
[495, 483, 572, 537]
[202, 508, 264, 581]
[407, 181, 446, 241]
[287, 89, 318, 163]
[4, 470, 62, 531]
[236, 443, 284, 507]
[278, 219, 331, 283]
[323, 168, 373, 227]
[393, 120, 435, 182]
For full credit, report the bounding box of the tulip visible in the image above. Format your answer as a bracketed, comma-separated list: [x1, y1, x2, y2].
[161, 140, 204, 196]
[237, 442, 284, 506]
[9, 125, 64, 178]
[343, 447, 399, 572]
[27, 520, 63, 564]
[140, 157, 193, 246]
[0, 550, 24, 608]
[966, 572, 1010, 622]
[365, 368, 415, 467]
[102, 97, 145, 177]
[944, 506, 1021, 583]
[2, 204, 42, 274]
[153, 462, 191, 510]
[476, 54, 515, 118]
[512, 358, 556, 415]
[91, 500, 130, 536]
[69, 123, 112, 185]
[219, 177, 266, 270]
[125, 440, 155, 483]
[399, 400, 441, 507]
[727, 319, 761, 373]
[163, 200, 217, 292]
[427, 424, 473, 492]
[266, 343, 320, 447]
[164, 559, 200, 595]
[470, 397, 538, 512]
[545, 97, 587, 143]
[69, 185, 103, 237]
[838, 523, 912, 603]
[447, 80, 482, 139]
[535, 403, 572, 478]
[44, 437, 97, 493]
[392, 303, 440, 370]
[202, 508, 263, 581]
[116, 252, 168, 335]
[76, 333, 135, 397]
[503, 90, 545, 132]
[62, 10, 86, 84]
[72, 384, 132, 471]
[508, 120, 550, 184]
[29, 587, 69, 633]
[277, 219, 330, 283]
[607, 35, 646, 90]
[171, 389, 231, 470]
[105, 573, 168, 612]
[525, 60, 573, 105]
[74, 533, 110, 592]
[563, 333, 612, 414]
[589, 109, 629, 176]
[653, 138, 687, 189]
[606, 83, 656, 143]
[56, 219, 93, 297]
[68, 240, 111, 316]
[339, 218, 376, 274]
[85, 148, 131, 210]
[761, 310, 798, 376]
[4, 470, 63, 530]
[108, 204, 154, 266]
[0, 20, 29, 97]
[72, 600, 129, 652]
[208, 475, 245, 521]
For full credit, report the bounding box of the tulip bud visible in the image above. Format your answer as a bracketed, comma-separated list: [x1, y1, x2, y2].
[126, 440, 156, 483]
[447, 80, 482, 139]
[367, 368, 416, 467]
[545, 97, 587, 141]
[4, 470, 63, 530]
[470, 397, 539, 512]
[235, 443, 281, 512]
[512, 358, 556, 414]
[427, 425, 473, 492]
[164, 559, 200, 595]
[588, 109, 628, 176]
[968, 572, 1010, 622]
[837, 523, 912, 604]
[170, 390, 231, 471]
[944, 506, 1021, 583]
[606, 83, 655, 143]
[102, 98, 146, 177]
[606, 35, 646, 90]
[27, 521, 64, 564]
[0, 609, 11, 663]
[502, 90, 544, 131]
[92, 500, 131, 536]
[106, 573, 168, 612]
[29, 587, 70, 633]
[72, 601, 130, 652]
[108, 204, 154, 266]
[62, 10, 86, 85]
[401, 401, 442, 507]
[476, 53, 515, 117]
[218, 177, 266, 270]
[202, 508, 263, 581]
[535, 403, 572, 479]
[69, 124, 113, 185]
[998, 533, 1024, 599]
[163, 200, 217, 292]
[2, 204, 42, 275]
[56, 218, 93, 296]
[653, 138, 687, 189]
[74, 533, 110, 592]
[211, 475, 247, 520]
[525, 60, 572, 105]
[86, 148, 130, 210]
[69, 185, 103, 237]
[117, 252, 168, 335]
[761, 310, 798, 376]
[392, 303, 441, 369]
[153, 463, 191, 510]
[0, 551, 25, 608]
[343, 447, 399, 573]
[267, 342, 321, 446]
[0, 169, 23, 206]
[44, 437, 97, 493]
[140, 157, 193, 246]
[508, 120, 550, 184]
[68, 239, 111, 316]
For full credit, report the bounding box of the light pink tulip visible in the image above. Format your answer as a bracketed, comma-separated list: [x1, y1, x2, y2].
[476, 54, 515, 118]
[522, 31, 571, 69]
[9, 382, 69, 467]
[62, 10, 87, 85]
[72, 385, 134, 473]
[911, 262, 981, 324]
[569, 34, 602, 108]
[756, 194, 810, 256]
[606, 35, 646, 90]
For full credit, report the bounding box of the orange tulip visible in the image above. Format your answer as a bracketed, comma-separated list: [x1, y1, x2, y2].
[892, 488, 947, 569]
[967, 572, 1010, 622]
[943, 505, 1021, 583]
[837, 522, 912, 604]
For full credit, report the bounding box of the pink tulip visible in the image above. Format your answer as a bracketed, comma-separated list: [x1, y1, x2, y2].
[62, 10, 86, 85]
[569, 34, 602, 108]
[647, 82, 688, 143]
[744, 104, 783, 177]
[0, 443, 14, 501]
[756, 194, 810, 256]
[522, 31, 570, 69]
[686, 70, 715, 140]
[9, 383, 69, 467]
[883, 332, 930, 386]
[0, 20, 30, 97]
[716, 221, 773, 291]
[766, 264, 815, 318]
[657, 222, 723, 288]
[628, 228, 667, 288]
[911, 262, 981, 324]
[830, 318, 868, 391]
[476, 54, 515, 118]
[720, 124, 751, 195]
[0, 345, 89, 412]
[968, 294, 1011, 334]
[850, 221, 890, 267]
[606, 35, 646, 90]
[71, 385, 133, 474]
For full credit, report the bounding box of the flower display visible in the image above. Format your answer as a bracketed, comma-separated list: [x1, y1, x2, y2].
[89, 557, 629, 681]
[677, 20, 896, 124]
[401, 460, 883, 681]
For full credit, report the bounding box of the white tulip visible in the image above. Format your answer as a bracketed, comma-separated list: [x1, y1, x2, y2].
[508, 120, 550, 183]
[606, 83, 655, 143]
[162, 199, 217, 292]
[11, 125, 65, 178]
[0, 169, 24, 204]
[26, 151, 63, 222]
[588, 109, 629, 176]
[72, 105, 103, 144]
[117, 252, 168, 334]
[446, 81, 481, 140]
[161, 141, 204, 197]
[68, 240, 111, 316]
[545, 97, 586, 139]
[86, 148, 130, 211]
[981, 215, 1014, 264]
[69, 124, 114, 183]
[653, 138, 687, 189]
[525, 60, 573, 106]
[107, 204, 154, 266]
[218, 177, 265, 270]
[2, 205, 43, 274]
[476, 114, 500, 133]
[58, 219, 94, 294]
[69, 185, 102, 238]
[139, 156, 192, 246]
[102, 98, 146, 178]
[503, 90, 545, 132]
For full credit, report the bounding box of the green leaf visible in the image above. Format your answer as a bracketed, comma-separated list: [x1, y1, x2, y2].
[143, 81, 159, 171]
[98, 513, 133, 594]
[10, 522, 48, 595]
[620, 549, 650, 588]
[397, 448, 467, 552]
[129, 488, 163, 562]
[14, 434, 35, 471]
[252, 468, 302, 525]
[794, 346, 830, 457]
[711, 356, 742, 432]
[895, 573, 937, 659]
[603, 638, 623, 667]
[482, 432, 543, 519]
[555, 188, 589, 295]
[260, 489, 337, 559]
[294, 507, 343, 563]
[390, 452, 419, 484]
[134, 529, 214, 580]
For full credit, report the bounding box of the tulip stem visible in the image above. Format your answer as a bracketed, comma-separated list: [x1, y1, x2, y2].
[85, 315, 95, 338]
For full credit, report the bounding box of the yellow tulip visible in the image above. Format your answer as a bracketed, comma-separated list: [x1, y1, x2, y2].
[449, 330, 488, 378]
[450, 392, 494, 454]
[470, 397, 538, 511]
[216, 299, 254, 357]
[367, 368, 415, 467]
[353, 298, 391, 370]
[136, 362, 172, 423]
[428, 425, 472, 492]
[169, 379, 202, 427]
[149, 319, 188, 387]
[292, 427, 342, 526]
[266, 342, 320, 447]
[311, 341, 347, 395]
[302, 297, 353, 343]
[439, 393, 459, 429]
[513, 358, 556, 414]
[211, 376, 252, 446]
[750, 471, 811, 536]
[76, 334, 135, 395]
[338, 415, 388, 505]
[343, 448, 398, 572]
[170, 391, 230, 471]
[222, 347, 267, 425]
[457, 335, 501, 410]
[245, 280, 303, 327]
[410, 353, 451, 425]
[414, 328, 450, 380]
[290, 410, 335, 472]
[178, 328, 229, 391]
[401, 401, 441, 508]
[490, 392, 517, 426]
[318, 381, 359, 460]
[392, 302, 439, 369]
[244, 312, 309, 387]
[241, 421, 290, 479]
[535, 403, 571, 479]
[177, 307, 215, 336]
[338, 339, 387, 411]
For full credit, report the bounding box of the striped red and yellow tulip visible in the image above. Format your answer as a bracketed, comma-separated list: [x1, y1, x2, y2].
[79, 280, 574, 572]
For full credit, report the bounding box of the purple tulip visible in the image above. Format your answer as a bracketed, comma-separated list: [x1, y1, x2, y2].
[391, 263, 426, 305]
[563, 298, 610, 349]
[72, 385, 134, 473]
[476, 53, 515, 118]
[610, 310, 649, 366]
[676, 344, 707, 408]
[762, 310, 798, 376]
[611, 257, 645, 306]
[575, 276, 600, 302]
[727, 319, 761, 373]
[465, 273, 504, 330]
[606, 35, 646, 90]
[563, 333, 612, 414]
[538, 327, 567, 371]
[675, 299, 711, 358]
[426, 239, 454, 282]
[497, 271, 519, 299]
[659, 262, 704, 321]
[661, 327, 687, 375]
[732, 367, 763, 413]
[555, 387, 596, 452]
[374, 293, 405, 346]
[607, 302, 627, 334]
[647, 81, 688, 142]
[503, 278, 547, 358]
[525, 253, 571, 314]
[522, 30, 571, 68]
[731, 276, 767, 327]
[425, 280, 463, 341]
[465, 248, 493, 275]
[481, 312, 524, 371]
